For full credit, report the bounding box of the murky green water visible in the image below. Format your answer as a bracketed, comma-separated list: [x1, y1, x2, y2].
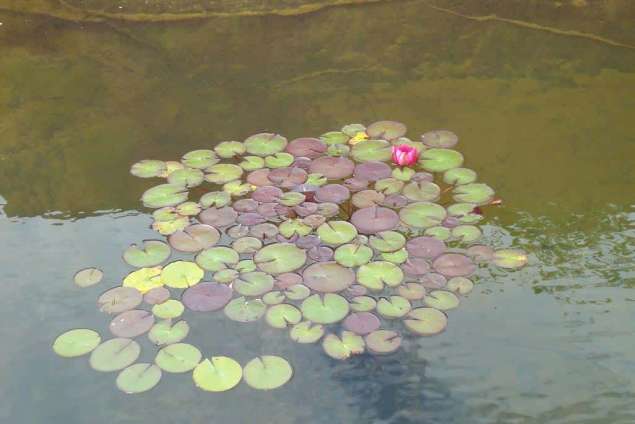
[1, 1, 634, 423]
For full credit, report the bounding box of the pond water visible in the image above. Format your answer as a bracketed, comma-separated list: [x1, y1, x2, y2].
[1, 1, 634, 423]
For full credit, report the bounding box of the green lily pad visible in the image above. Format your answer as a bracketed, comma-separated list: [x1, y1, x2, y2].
[232, 237, 262, 254]
[116, 363, 162, 394]
[351, 140, 392, 162]
[290, 321, 325, 344]
[244, 133, 288, 156]
[200, 191, 231, 208]
[350, 296, 377, 312]
[403, 181, 441, 202]
[265, 304, 302, 329]
[381, 248, 408, 264]
[160, 261, 204, 288]
[152, 299, 184, 319]
[446, 203, 484, 224]
[320, 131, 349, 145]
[452, 183, 495, 205]
[73, 267, 103, 288]
[175, 201, 201, 216]
[322, 332, 365, 360]
[375, 178, 404, 195]
[213, 269, 239, 284]
[376, 296, 411, 319]
[98, 287, 143, 314]
[317, 221, 358, 246]
[243, 356, 293, 390]
[205, 164, 243, 184]
[263, 291, 285, 305]
[424, 290, 460, 310]
[239, 155, 265, 171]
[182, 150, 219, 169]
[306, 173, 327, 186]
[193, 357, 243, 392]
[278, 192, 306, 207]
[148, 320, 190, 346]
[223, 180, 253, 197]
[421, 130, 458, 148]
[160, 161, 185, 178]
[365, 330, 402, 355]
[334, 244, 373, 267]
[155, 343, 202, 373]
[167, 168, 204, 188]
[142, 184, 188, 208]
[446, 277, 474, 295]
[419, 148, 464, 172]
[369, 231, 406, 252]
[254, 243, 307, 274]
[367, 120, 407, 140]
[123, 266, 163, 294]
[451, 225, 482, 243]
[279, 219, 312, 238]
[234, 272, 275, 297]
[392, 167, 415, 181]
[215, 141, 245, 158]
[443, 167, 477, 185]
[90, 338, 141, 372]
[152, 206, 181, 222]
[398, 283, 426, 300]
[152, 215, 190, 236]
[196, 247, 240, 272]
[341, 124, 366, 136]
[301, 294, 350, 324]
[224, 297, 267, 322]
[493, 249, 528, 269]
[404, 308, 448, 336]
[236, 259, 257, 273]
[53, 329, 101, 358]
[352, 190, 385, 208]
[424, 226, 452, 241]
[284, 284, 311, 301]
[327, 144, 350, 156]
[357, 261, 404, 291]
[399, 202, 447, 228]
[265, 152, 294, 168]
[130, 160, 166, 178]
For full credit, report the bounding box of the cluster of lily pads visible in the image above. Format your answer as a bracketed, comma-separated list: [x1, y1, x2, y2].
[53, 121, 527, 394]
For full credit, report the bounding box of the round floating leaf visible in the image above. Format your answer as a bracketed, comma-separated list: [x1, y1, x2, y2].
[232, 237, 262, 254]
[308, 246, 334, 262]
[315, 184, 350, 204]
[447, 203, 483, 224]
[142, 184, 188, 208]
[247, 169, 272, 186]
[404, 307, 448, 336]
[305, 173, 327, 187]
[400, 202, 447, 229]
[116, 363, 162, 394]
[432, 253, 476, 277]
[322, 332, 365, 360]
[193, 357, 243, 392]
[148, 320, 190, 346]
[182, 150, 218, 169]
[279, 219, 312, 238]
[123, 240, 171, 268]
[266, 304, 302, 329]
[265, 152, 294, 168]
[263, 291, 285, 305]
[357, 261, 404, 291]
[144, 287, 171, 305]
[421, 130, 458, 148]
[352, 190, 384, 209]
[224, 297, 266, 322]
[317, 221, 358, 245]
[375, 178, 404, 195]
[334, 244, 373, 267]
[152, 217, 190, 236]
[98, 287, 143, 314]
[214, 269, 239, 284]
[290, 321, 325, 344]
[167, 168, 204, 188]
[110, 310, 155, 338]
[351, 140, 392, 162]
[155, 343, 201, 373]
[444, 167, 477, 185]
[320, 131, 349, 145]
[237, 212, 266, 226]
[466, 245, 495, 263]
[205, 164, 243, 184]
[392, 167, 415, 182]
[424, 290, 460, 310]
[369, 231, 406, 252]
[327, 144, 350, 156]
[152, 299, 184, 319]
[131, 160, 166, 178]
[316, 202, 340, 218]
[350, 296, 377, 312]
[453, 183, 495, 205]
[303, 262, 355, 293]
[419, 272, 448, 289]
[233, 199, 259, 212]
[182, 282, 233, 312]
[406, 237, 446, 261]
[343, 312, 380, 335]
[398, 282, 426, 300]
[175, 202, 201, 216]
[354, 161, 392, 181]
[244, 133, 288, 156]
[403, 181, 441, 202]
[286, 137, 327, 158]
[239, 155, 265, 171]
[424, 226, 452, 241]
[168, 224, 220, 253]
[123, 266, 163, 294]
[74, 267, 103, 288]
[402, 257, 431, 277]
[53, 329, 101, 358]
[310, 156, 355, 179]
[278, 192, 305, 207]
[301, 294, 350, 324]
[351, 206, 400, 235]
[451, 225, 482, 243]
[367, 120, 407, 140]
[419, 148, 463, 173]
[200, 191, 231, 208]
[446, 277, 474, 295]
[196, 247, 239, 272]
[254, 243, 307, 274]
[493, 249, 528, 269]
[243, 356, 293, 390]
[365, 330, 402, 354]
[296, 235, 321, 250]
[161, 261, 204, 288]
[269, 167, 308, 188]
[234, 272, 275, 297]
[381, 248, 408, 264]
[382, 194, 408, 209]
[159, 161, 185, 178]
[252, 186, 283, 202]
[341, 123, 366, 136]
[250, 223, 279, 239]
[344, 177, 369, 192]
[215, 141, 245, 158]
[377, 296, 411, 319]
[90, 338, 140, 372]
[284, 284, 311, 301]
[224, 181, 253, 197]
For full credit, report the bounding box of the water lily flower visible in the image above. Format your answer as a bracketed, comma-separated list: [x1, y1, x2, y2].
[391, 144, 419, 167]
[349, 132, 369, 145]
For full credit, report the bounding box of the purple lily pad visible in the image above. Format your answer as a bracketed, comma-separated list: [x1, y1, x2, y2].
[199, 207, 238, 227]
[98, 287, 143, 314]
[343, 312, 381, 335]
[316, 202, 340, 218]
[277, 233, 299, 243]
[402, 257, 431, 276]
[252, 186, 283, 203]
[346, 284, 368, 297]
[237, 212, 267, 226]
[168, 224, 220, 253]
[366, 120, 407, 140]
[294, 202, 318, 217]
[315, 184, 350, 204]
[442, 217, 461, 228]
[343, 177, 369, 192]
[296, 235, 321, 249]
[352, 190, 385, 208]
[418, 272, 447, 289]
[406, 236, 446, 259]
[257, 202, 288, 219]
[302, 261, 355, 293]
[466, 245, 495, 263]
[308, 246, 334, 262]
[275, 273, 303, 289]
[303, 214, 326, 228]
[249, 223, 279, 240]
[412, 172, 434, 183]
[233, 199, 259, 213]
[246, 169, 271, 186]
[143, 287, 171, 305]
[268, 167, 308, 189]
[432, 253, 476, 277]
[286, 138, 327, 159]
[382, 194, 409, 209]
[310, 157, 354, 179]
[109, 310, 155, 338]
[292, 157, 312, 170]
[227, 225, 250, 239]
[182, 282, 233, 312]
[354, 161, 392, 181]
[365, 330, 402, 354]
[350, 206, 399, 234]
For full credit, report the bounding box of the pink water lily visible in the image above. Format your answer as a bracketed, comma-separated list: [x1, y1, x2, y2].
[391, 144, 419, 167]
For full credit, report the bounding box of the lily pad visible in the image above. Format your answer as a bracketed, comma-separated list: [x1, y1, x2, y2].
[123, 266, 163, 294]
[399, 202, 447, 229]
[213, 269, 239, 284]
[493, 249, 528, 269]
[352, 190, 385, 208]
[243, 356, 293, 390]
[341, 124, 366, 136]
[377, 296, 411, 319]
[279, 219, 312, 238]
[420, 130, 458, 148]
[354, 161, 392, 181]
[196, 247, 239, 272]
[344, 177, 370, 192]
[381, 248, 408, 264]
[317, 221, 358, 245]
[382, 194, 408, 209]
[98, 287, 143, 314]
[290, 321, 325, 344]
[233, 198, 259, 212]
[365, 330, 402, 354]
[343, 312, 380, 335]
[168, 224, 220, 253]
[269, 167, 308, 188]
[466, 245, 495, 263]
[252, 186, 283, 203]
[443, 167, 477, 185]
[446, 203, 484, 224]
[303, 262, 355, 293]
[116, 363, 162, 394]
[159, 161, 185, 178]
[403, 181, 441, 202]
[351, 206, 399, 234]
[109, 310, 155, 338]
[374, 178, 404, 195]
[351, 139, 392, 162]
[160, 261, 204, 288]
[316, 202, 340, 218]
[334, 244, 373, 267]
[205, 164, 243, 184]
[301, 294, 350, 324]
[232, 237, 262, 254]
[308, 246, 334, 262]
[244, 133, 288, 156]
[446, 277, 474, 295]
[357, 261, 404, 291]
[250, 223, 280, 239]
[322, 332, 365, 360]
[234, 272, 275, 297]
[392, 167, 415, 181]
[224, 297, 266, 322]
[424, 290, 460, 310]
[148, 320, 190, 346]
[320, 131, 349, 145]
[263, 291, 285, 305]
[350, 296, 377, 312]
[369, 231, 406, 252]
[401, 257, 431, 277]
[254, 243, 307, 274]
[152, 299, 185, 319]
[286, 138, 327, 158]
[397, 283, 426, 300]
[237, 212, 266, 226]
[367, 120, 407, 140]
[451, 225, 482, 243]
[265, 304, 302, 329]
[310, 156, 355, 179]
[152, 215, 190, 236]
[278, 192, 306, 207]
[74, 267, 103, 288]
[304, 173, 326, 187]
[155, 343, 202, 373]
[265, 152, 295, 169]
[404, 307, 448, 336]
[182, 150, 218, 169]
[419, 272, 448, 289]
[142, 184, 189, 208]
[123, 240, 171, 268]
[327, 144, 350, 156]
[199, 206, 238, 227]
[215, 141, 245, 158]
[247, 169, 272, 186]
[130, 160, 166, 178]
[239, 155, 265, 171]
[424, 226, 452, 241]
[175, 201, 201, 216]
[224, 181, 253, 197]
[193, 357, 243, 392]
[315, 184, 350, 204]
[167, 168, 204, 188]
[182, 282, 233, 312]
[419, 148, 464, 173]
[453, 183, 495, 205]
[432, 253, 476, 277]
[53, 329, 101, 358]
[90, 338, 140, 372]
[284, 284, 311, 301]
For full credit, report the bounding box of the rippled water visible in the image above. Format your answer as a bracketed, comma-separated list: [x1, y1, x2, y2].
[1, 1, 634, 423]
